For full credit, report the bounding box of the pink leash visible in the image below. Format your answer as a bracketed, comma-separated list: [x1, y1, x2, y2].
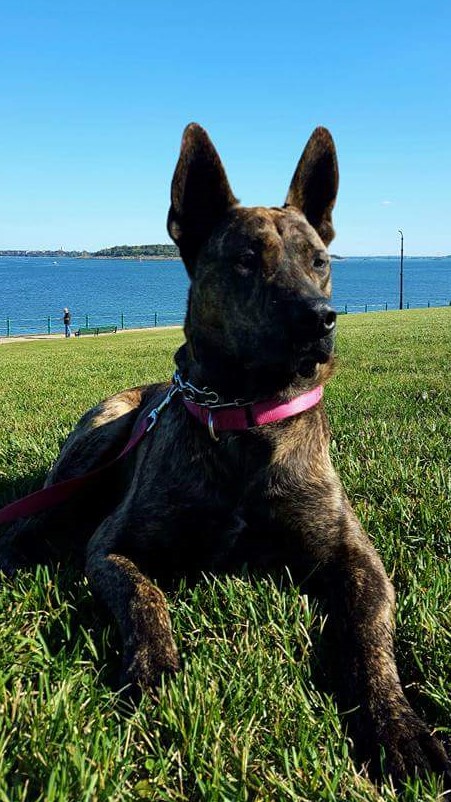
[0, 415, 149, 527]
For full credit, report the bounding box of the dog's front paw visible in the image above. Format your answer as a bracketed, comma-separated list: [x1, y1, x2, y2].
[0, 556, 17, 578]
[374, 710, 451, 790]
[0, 541, 22, 577]
[121, 641, 181, 696]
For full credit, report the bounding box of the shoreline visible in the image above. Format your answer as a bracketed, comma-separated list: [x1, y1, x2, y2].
[1, 254, 451, 260]
[0, 255, 183, 262]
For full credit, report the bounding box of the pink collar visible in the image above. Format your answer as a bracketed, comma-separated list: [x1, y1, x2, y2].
[183, 385, 323, 440]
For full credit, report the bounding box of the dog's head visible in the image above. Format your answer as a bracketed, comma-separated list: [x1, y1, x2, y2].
[167, 124, 339, 393]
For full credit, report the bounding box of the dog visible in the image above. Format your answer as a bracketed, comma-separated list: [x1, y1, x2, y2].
[1, 123, 450, 789]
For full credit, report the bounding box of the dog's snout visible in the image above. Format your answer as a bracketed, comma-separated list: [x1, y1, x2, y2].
[281, 294, 337, 341]
[309, 300, 337, 337]
[321, 307, 337, 334]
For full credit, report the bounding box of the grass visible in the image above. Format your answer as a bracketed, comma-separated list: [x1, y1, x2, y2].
[0, 308, 450, 801]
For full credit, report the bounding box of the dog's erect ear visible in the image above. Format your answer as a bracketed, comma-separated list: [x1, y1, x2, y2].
[285, 127, 339, 246]
[167, 123, 237, 272]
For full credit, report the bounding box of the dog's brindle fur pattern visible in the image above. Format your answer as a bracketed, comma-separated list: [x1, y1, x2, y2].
[1, 124, 449, 788]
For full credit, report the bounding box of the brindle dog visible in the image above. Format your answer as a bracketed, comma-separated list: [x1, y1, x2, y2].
[1, 124, 450, 789]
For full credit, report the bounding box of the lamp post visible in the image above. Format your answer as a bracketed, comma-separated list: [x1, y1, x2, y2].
[398, 229, 404, 310]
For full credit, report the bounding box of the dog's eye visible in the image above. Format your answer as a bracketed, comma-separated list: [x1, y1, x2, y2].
[234, 250, 256, 276]
[235, 262, 252, 276]
[312, 254, 329, 271]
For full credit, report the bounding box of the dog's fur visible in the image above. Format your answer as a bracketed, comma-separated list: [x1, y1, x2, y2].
[1, 124, 450, 788]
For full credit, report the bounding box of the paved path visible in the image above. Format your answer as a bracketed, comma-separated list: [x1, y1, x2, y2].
[0, 325, 182, 345]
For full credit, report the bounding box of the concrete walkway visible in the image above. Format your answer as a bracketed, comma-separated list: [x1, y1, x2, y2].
[0, 325, 183, 345]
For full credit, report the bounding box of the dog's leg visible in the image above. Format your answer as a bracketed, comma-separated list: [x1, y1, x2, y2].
[85, 512, 180, 693]
[327, 513, 449, 784]
[283, 493, 450, 786]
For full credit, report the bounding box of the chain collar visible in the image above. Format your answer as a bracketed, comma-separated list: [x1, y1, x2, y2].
[172, 370, 251, 409]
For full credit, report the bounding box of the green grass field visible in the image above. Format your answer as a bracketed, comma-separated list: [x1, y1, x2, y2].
[0, 308, 450, 802]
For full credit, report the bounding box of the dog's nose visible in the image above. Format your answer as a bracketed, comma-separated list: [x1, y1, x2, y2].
[310, 300, 337, 337]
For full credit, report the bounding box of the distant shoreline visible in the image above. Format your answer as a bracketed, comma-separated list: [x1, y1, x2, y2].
[0, 244, 181, 259]
[80, 255, 182, 261]
[1, 253, 450, 260]
[0, 253, 182, 260]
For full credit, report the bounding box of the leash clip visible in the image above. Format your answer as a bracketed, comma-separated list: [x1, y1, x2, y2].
[146, 384, 179, 432]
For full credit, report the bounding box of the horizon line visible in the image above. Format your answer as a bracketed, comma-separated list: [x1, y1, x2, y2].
[1, 248, 450, 259]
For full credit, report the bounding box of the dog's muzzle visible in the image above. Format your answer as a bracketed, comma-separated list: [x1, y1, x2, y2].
[295, 298, 337, 340]
[277, 297, 337, 373]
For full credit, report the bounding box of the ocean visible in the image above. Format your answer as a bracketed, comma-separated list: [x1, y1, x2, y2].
[0, 256, 450, 337]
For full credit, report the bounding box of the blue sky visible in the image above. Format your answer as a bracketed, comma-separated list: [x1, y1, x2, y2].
[1, 0, 450, 255]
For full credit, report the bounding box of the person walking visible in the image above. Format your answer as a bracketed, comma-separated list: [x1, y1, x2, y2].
[63, 307, 72, 337]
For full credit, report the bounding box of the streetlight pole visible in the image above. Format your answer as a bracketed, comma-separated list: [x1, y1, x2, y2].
[398, 230, 404, 310]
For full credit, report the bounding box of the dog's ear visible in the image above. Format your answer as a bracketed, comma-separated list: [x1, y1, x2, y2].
[285, 127, 339, 246]
[167, 123, 237, 273]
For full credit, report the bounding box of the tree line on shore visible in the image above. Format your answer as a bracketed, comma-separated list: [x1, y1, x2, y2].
[0, 244, 180, 258]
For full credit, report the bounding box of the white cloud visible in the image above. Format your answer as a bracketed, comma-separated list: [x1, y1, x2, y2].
[381, 200, 393, 206]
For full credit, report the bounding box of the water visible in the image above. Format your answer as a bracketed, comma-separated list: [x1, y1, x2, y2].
[0, 255, 450, 337]
[0, 257, 190, 336]
[333, 256, 450, 313]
